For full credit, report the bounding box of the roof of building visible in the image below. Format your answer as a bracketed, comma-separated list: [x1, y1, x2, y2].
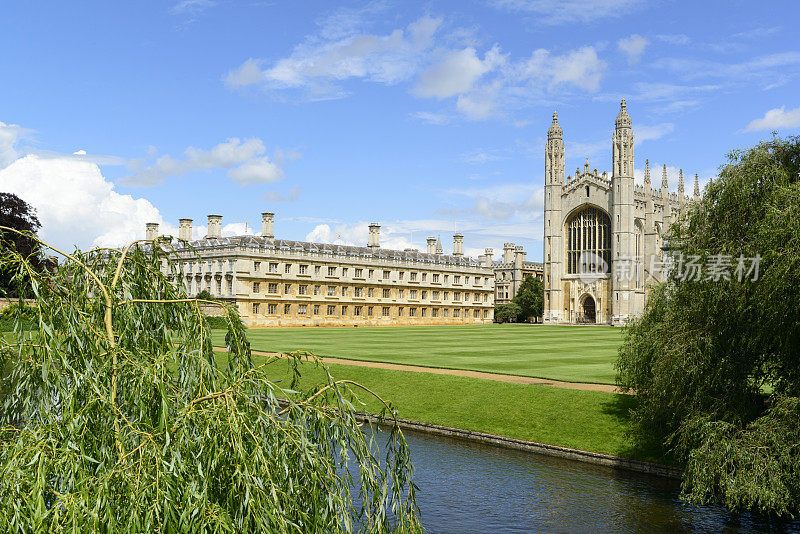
[175, 235, 485, 267]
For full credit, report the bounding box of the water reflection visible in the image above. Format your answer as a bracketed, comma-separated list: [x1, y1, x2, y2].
[400, 429, 800, 533]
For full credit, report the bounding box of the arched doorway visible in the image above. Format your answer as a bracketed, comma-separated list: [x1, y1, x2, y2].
[581, 295, 596, 324]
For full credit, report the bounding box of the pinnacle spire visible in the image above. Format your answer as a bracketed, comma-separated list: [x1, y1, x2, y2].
[644, 159, 650, 185]
[678, 169, 685, 195]
[661, 164, 668, 191]
[615, 99, 631, 128]
[548, 110, 562, 139]
[694, 173, 700, 198]
[435, 235, 443, 254]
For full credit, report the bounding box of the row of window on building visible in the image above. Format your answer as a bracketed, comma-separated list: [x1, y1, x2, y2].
[181, 260, 235, 274]
[251, 282, 488, 302]
[248, 261, 489, 286]
[251, 302, 490, 319]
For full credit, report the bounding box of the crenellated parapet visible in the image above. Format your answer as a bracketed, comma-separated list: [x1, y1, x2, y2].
[564, 158, 611, 194]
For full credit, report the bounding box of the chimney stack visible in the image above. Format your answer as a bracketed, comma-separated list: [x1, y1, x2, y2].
[427, 237, 436, 254]
[179, 219, 192, 241]
[453, 233, 463, 256]
[145, 222, 159, 241]
[207, 215, 222, 239]
[368, 223, 380, 249]
[262, 212, 274, 238]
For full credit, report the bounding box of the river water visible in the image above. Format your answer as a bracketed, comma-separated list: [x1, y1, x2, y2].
[399, 429, 800, 533]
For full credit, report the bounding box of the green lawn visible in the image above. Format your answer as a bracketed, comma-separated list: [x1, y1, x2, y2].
[212, 324, 624, 384]
[244, 353, 658, 461]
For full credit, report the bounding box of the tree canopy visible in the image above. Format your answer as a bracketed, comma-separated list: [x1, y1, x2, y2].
[616, 135, 800, 517]
[0, 193, 48, 296]
[513, 275, 544, 322]
[0, 230, 419, 532]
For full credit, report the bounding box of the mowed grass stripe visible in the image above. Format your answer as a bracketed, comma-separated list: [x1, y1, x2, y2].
[239, 354, 651, 461]
[213, 324, 624, 384]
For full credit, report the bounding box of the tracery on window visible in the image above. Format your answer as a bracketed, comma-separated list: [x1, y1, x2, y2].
[566, 206, 611, 274]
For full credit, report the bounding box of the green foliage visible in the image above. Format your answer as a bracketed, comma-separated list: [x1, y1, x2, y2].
[0, 302, 37, 331]
[680, 397, 800, 516]
[512, 275, 544, 322]
[494, 302, 522, 323]
[616, 135, 800, 516]
[204, 315, 232, 330]
[0, 230, 419, 532]
[0, 193, 49, 297]
[196, 289, 215, 301]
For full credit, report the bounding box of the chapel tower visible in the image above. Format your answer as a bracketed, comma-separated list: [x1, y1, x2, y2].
[543, 112, 565, 322]
[611, 99, 635, 322]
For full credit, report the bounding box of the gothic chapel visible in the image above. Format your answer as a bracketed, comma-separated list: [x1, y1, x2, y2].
[542, 100, 698, 325]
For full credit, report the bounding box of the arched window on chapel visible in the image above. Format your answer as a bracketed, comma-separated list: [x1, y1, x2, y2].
[566, 206, 611, 274]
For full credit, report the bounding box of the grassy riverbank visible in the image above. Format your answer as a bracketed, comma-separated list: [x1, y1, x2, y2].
[238, 352, 662, 462]
[212, 324, 624, 384]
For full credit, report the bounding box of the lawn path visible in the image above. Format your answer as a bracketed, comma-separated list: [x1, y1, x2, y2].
[216, 346, 624, 394]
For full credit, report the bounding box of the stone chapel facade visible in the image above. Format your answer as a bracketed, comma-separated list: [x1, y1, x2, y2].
[542, 100, 699, 325]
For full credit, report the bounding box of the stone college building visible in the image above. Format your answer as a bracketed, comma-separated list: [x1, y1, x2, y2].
[543, 100, 699, 325]
[147, 215, 495, 327]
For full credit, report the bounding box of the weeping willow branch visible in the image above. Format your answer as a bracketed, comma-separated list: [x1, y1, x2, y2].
[0, 233, 420, 532]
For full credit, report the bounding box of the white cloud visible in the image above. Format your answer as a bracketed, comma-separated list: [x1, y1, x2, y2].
[656, 34, 690, 45]
[520, 46, 606, 92]
[226, 15, 442, 98]
[224, 58, 263, 86]
[414, 46, 505, 98]
[454, 183, 543, 221]
[461, 149, 505, 164]
[410, 111, 451, 125]
[122, 138, 290, 186]
[745, 105, 800, 131]
[636, 122, 675, 142]
[171, 0, 215, 14]
[225, 11, 607, 120]
[654, 52, 800, 82]
[489, 0, 643, 25]
[0, 121, 25, 168]
[264, 185, 300, 202]
[617, 34, 648, 65]
[0, 154, 165, 251]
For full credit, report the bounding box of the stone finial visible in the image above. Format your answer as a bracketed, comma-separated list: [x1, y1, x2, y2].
[678, 169, 685, 196]
[694, 173, 700, 199]
[644, 159, 650, 186]
[435, 236, 443, 254]
[661, 164, 669, 192]
[548, 111, 563, 139]
[615, 99, 631, 129]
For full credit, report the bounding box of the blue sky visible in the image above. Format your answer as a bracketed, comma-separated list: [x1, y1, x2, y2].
[1, 0, 798, 260]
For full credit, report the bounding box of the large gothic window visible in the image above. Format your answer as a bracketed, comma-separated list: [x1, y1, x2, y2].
[566, 206, 611, 274]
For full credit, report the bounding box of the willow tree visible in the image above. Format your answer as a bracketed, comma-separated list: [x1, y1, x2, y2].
[616, 135, 800, 516]
[0, 229, 419, 532]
